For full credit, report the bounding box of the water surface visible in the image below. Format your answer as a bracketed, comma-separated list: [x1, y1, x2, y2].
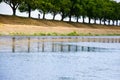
[0, 36, 120, 80]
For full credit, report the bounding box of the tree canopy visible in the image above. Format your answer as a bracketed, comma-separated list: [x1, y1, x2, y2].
[1, 0, 120, 26]
[19, 0, 38, 18]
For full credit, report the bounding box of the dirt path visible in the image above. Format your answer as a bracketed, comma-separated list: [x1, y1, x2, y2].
[0, 15, 120, 35]
[0, 24, 120, 35]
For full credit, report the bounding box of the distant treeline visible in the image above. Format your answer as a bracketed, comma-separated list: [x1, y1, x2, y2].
[0, 0, 120, 26]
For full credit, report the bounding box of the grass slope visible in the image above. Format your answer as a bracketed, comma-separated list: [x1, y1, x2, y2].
[0, 14, 120, 36]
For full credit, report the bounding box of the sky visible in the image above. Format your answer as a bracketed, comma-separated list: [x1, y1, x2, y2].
[0, 0, 120, 22]
[116, 0, 120, 2]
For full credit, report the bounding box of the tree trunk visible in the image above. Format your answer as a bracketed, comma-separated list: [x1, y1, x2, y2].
[69, 15, 72, 22]
[99, 18, 102, 25]
[61, 13, 65, 21]
[118, 21, 120, 26]
[104, 21, 106, 25]
[94, 19, 96, 24]
[28, 5, 31, 18]
[82, 16, 85, 23]
[88, 17, 91, 24]
[53, 13, 56, 20]
[116, 20, 118, 26]
[108, 19, 110, 25]
[118, 20, 120, 26]
[28, 11, 31, 18]
[76, 17, 79, 23]
[112, 20, 115, 26]
[103, 18, 106, 25]
[11, 3, 19, 16]
[12, 7, 16, 16]
[61, 15, 64, 21]
[43, 12, 45, 19]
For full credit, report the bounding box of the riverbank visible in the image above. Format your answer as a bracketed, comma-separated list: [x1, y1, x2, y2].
[0, 14, 120, 36]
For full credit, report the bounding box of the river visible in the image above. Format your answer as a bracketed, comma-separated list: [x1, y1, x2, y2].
[0, 36, 120, 80]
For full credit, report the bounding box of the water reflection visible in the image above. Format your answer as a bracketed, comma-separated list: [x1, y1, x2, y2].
[0, 36, 120, 80]
[0, 36, 120, 53]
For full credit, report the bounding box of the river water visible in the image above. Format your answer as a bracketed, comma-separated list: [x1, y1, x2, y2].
[0, 36, 120, 80]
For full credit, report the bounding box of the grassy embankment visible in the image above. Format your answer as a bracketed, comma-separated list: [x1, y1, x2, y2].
[0, 14, 120, 36]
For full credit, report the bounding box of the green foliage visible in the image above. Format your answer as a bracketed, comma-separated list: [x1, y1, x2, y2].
[18, 0, 37, 17]
[34, 32, 58, 36]
[7, 32, 120, 36]
[34, 32, 46, 36]
[9, 32, 28, 36]
[2, 0, 120, 26]
[59, 0, 71, 21]
[19, 3, 28, 12]
[48, 0, 60, 20]
[67, 31, 79, 36]
[37, 0, 53, 19]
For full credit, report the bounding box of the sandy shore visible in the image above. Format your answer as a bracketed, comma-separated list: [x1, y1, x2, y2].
[0, 23, 120, 35]
[0, 15, 120, 35]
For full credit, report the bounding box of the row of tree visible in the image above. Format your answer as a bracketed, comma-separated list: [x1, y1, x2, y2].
[0, 0, 120, 26]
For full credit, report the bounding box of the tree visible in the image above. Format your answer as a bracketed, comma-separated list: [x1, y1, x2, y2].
[117, 2, 120, 26]
[3, 0, 22, 15]
[111, 1, 119, 26]
[91, 0, 99, 24]
[85, 0, 95, 24]
[68, 0, 75, 22]
[68, 0, 81, 22]
[37, 0, 52, 19]
[2, 0, 119, 26]
[49, 0, 60, 20]
[19, 0, 37, 18]
[0, 0, 2, 3]
[71, 0, 84, 23]
[80, 0, 87, 23]
[59, 0, 71, 21]
[108, 1, 116, 26]
[95, 0, 104, 25]
[101, 0, 113, 25]
[74, 3, 83, 22]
